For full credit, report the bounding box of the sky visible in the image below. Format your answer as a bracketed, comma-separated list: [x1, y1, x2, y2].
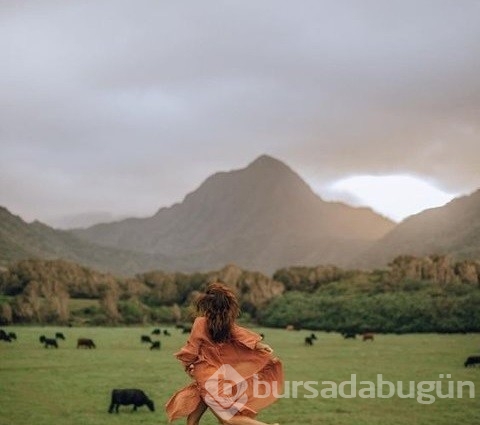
[1, 1, 479, 228]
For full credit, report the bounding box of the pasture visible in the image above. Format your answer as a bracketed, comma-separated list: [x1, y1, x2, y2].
[0, 326, 479, 425]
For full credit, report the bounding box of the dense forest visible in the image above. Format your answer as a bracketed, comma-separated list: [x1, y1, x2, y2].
[0, 255, 479, 333]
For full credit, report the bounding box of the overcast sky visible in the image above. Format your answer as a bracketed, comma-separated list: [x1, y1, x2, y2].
[1, 1, 479, 227]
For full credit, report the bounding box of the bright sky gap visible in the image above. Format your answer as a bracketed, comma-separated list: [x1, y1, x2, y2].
[320, 175, 459, 222]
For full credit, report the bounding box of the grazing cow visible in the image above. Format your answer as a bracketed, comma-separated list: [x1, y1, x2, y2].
[182, 326, 192, 334]
[8, 332, 17, 340]
[150, 341, 161, 350]
[0, 330, 12, 342]
[163, 329, 171, 336]
[141, 335, 152, 344]
[304, 336, 314, 346]
[108, 389, 155, 413]
[464, 356, 480, 367]
[310, 333, 317, 341]
[342, 332, 357, 339]
[151, 328, 161, 335]
[55, 332, 65, 340]
[77, 338, 96, 349]
[39, 336, 58, 348]
[362, 333, 374, 342]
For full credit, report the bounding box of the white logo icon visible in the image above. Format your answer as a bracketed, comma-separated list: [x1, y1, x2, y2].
[204, 364, 249, 420]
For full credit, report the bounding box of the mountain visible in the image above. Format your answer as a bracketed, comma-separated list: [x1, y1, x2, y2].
[359, 189, 480, 268]
[73, 155, 395, 273]
[45, 211, 129, 230]
[0, 207, 176, 275]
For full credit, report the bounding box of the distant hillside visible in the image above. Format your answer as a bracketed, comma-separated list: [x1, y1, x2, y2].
[73, 155, 395, 273]
[359, 189, 480, 268]
[0, 207, 176, 275]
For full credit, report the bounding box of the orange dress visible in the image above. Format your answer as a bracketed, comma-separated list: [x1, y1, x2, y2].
[165, 317, 283, 422]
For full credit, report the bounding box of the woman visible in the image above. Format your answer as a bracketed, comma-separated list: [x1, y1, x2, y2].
[166, 281, 283, 425]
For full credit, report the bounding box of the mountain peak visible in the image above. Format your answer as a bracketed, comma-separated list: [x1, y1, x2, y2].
[247, 154, 290, 171]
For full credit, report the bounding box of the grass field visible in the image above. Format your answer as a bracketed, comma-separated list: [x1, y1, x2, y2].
[0, 326, 479, 425]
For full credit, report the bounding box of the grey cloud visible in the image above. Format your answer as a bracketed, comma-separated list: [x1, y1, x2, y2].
[1, 0, 479, 223]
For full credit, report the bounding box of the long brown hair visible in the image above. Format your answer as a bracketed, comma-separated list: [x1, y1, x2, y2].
[195, 281, 239, 343]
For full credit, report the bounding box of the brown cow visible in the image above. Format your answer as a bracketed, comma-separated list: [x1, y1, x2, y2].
[362, 333, 374, 342]
[77, 338, 96, 349]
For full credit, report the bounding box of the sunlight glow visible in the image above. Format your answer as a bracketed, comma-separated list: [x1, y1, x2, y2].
[321, 175, 458, 222]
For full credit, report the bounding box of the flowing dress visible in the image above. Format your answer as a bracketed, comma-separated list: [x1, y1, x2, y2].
[165, 316, 283, 422]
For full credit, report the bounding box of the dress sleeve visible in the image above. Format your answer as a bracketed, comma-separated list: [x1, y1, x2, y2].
[232, 323, 262, 350]
[174, 317, 204, 367]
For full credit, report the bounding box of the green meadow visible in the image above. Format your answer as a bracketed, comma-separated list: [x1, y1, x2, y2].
[0, 327, 479, 425]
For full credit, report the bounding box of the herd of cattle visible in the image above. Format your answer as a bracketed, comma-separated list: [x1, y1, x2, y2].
[2, 326, 480, 366]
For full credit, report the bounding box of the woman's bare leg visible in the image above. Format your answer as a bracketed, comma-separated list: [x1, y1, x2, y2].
[225, 417, 279, 425]
[187, 400, 208, 425]
[209, 409, 278, 425]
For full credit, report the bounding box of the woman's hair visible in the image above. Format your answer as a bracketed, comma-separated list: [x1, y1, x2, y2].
[195, 281, 239, 343]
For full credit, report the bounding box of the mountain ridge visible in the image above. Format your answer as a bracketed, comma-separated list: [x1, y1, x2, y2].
[358, 188, 480, 268]
[0, 206, 178, 275]
[72, 155, 395, 272]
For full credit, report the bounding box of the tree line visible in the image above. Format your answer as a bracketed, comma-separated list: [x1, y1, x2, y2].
[0, 255, 479, 332]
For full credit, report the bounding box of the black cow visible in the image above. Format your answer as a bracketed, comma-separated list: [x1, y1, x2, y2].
[150, 341, 161, 350]
[0, 330, 12, 342]
[40, 335, 58, 348]
[141, 335, 152, 343]
[151, 328, 161, 335]
[108, 389, 155, 413]
[8, 332, 17, 340]
[163, 329, 171, 336]
[182, 326, 192, 334]
[464, 355, 480, 367]
[304, 336, 314, 346]
[77, 338, 96, 349]
[310, 333, 317, 341]
[55, 332, 65, 340]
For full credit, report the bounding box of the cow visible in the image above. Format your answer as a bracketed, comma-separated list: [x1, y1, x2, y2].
[55, 332, 65, 340]
[8, 332, 17, 340]
[150, 341, 161, 350]
[77, 338, 96, 349]
[342, 332, 357, 339]
[304, 336, 314, 346]
[0, 330, 12, 342]
[151, 328, 161, 335]
[108, 389, 155, 413]
[182, 326, 192, 334]
[464, 355, 480, 367]
[39, 335, 58, 348]
[141, 335, 152, 344]
[260, 333, 265, 340]
[362, 333, 374, 342]
[310, 333, 317, 341]
[163, 329, 171, 336]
